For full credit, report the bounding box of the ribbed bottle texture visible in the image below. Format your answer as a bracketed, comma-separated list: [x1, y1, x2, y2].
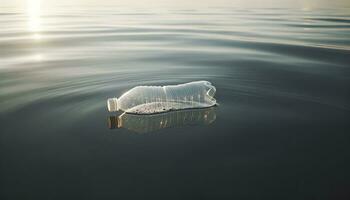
[107, 81, 217, 114]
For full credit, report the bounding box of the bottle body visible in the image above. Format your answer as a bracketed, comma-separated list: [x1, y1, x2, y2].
[107, 81, 217, 114]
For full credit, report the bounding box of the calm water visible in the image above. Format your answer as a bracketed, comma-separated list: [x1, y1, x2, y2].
[1, 4, 350, 199]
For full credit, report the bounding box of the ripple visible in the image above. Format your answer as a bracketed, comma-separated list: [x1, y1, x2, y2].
[0, 7, 349, 122]
[305, 17, 350, 23]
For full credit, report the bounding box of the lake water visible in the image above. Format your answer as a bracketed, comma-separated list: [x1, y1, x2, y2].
[1, 4, 350, 199]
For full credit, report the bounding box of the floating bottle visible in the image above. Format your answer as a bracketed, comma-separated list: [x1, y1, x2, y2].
[107, 81, 217, 114]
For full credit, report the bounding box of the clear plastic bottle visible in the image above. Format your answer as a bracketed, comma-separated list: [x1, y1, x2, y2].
[107, 81, 217, 114]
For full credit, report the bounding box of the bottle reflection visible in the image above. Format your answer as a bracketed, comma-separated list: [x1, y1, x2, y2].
[108, 107, 217, 134]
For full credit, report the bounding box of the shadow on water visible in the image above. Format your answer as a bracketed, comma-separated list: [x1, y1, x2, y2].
[108, 107, 217, 134]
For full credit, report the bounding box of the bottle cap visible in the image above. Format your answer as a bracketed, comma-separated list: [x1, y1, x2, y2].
[107, 98, 118, 112]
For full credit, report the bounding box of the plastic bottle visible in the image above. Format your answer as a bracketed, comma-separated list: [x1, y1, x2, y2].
[107, 81, 217, 114]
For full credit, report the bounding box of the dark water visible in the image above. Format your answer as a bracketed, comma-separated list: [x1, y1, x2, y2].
[1, 4, 350, 199]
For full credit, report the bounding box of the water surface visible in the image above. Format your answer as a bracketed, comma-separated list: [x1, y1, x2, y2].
[1, 4, 350, 199]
